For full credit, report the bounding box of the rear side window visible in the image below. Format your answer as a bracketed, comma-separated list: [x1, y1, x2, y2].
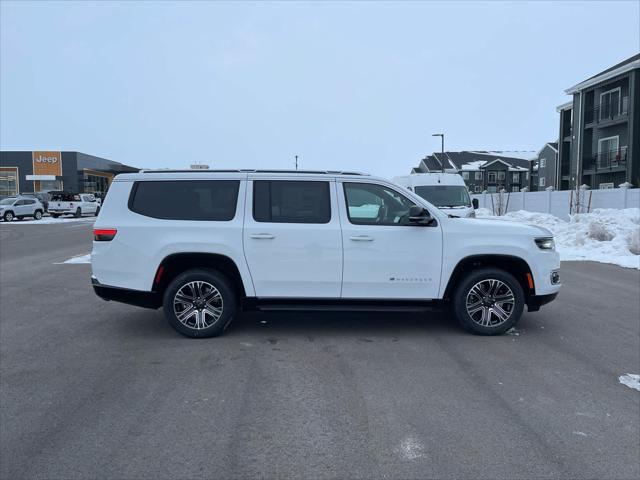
[253, 180, 331, 223]
[129, 180, 240, 221]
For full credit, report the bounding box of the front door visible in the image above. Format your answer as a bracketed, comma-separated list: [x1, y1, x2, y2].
[339, 181, 442, 299]
[243, 177, 343, 298]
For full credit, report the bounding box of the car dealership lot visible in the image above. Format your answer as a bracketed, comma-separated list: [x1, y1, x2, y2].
[1, 223, 638, 479]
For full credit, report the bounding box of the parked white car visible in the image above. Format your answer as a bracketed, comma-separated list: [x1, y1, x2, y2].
[48, 192, 101, 218]
[92, 170, 561, 338]
[0, 196, 45, 222]
[393, 173, 477, 218]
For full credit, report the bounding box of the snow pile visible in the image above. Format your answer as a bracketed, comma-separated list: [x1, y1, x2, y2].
[476, 208, 640, 269]
[618, 374, 640, 392]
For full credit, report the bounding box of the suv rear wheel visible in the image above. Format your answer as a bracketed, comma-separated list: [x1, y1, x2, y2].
[452, 267, 524, 335]
[163, 269, 236, 338]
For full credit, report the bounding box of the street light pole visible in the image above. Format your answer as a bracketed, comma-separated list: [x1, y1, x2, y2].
[432, 133, 445, 172]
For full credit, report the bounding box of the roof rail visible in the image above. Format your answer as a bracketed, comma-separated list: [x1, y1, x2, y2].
[138, 169, 369, 175]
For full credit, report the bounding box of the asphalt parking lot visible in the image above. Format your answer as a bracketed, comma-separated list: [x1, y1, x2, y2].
[1, 220, 639, 480]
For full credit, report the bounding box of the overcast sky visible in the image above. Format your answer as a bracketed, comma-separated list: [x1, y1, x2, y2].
[1, 1, 638, 178]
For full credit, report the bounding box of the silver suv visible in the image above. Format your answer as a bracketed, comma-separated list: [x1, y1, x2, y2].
[0, 196, 45, 222]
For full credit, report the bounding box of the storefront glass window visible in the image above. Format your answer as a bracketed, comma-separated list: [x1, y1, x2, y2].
[0, 168, 18, 196]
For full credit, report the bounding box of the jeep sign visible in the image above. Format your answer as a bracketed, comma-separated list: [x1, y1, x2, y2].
[32, 151, 62, 176]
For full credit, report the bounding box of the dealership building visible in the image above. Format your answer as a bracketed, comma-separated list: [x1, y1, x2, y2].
[0, 151, 138, 197]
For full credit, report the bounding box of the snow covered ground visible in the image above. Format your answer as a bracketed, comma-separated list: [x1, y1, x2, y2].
[476, 208, 640, 269]
[0, 216, 96, 225]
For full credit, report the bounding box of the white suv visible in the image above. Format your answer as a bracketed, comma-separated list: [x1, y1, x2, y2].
[91, 170, 560, 338]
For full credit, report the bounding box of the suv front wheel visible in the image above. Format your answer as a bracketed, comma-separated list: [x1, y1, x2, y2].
[163, 269, 237, 338]
[452, 267, 524, 335]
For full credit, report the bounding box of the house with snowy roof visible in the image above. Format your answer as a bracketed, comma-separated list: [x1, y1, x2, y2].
[410, 151, 536, 193]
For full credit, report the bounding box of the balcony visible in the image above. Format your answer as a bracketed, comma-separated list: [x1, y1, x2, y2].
[584, 146, 628, 171]
[585, 96, 629, 125]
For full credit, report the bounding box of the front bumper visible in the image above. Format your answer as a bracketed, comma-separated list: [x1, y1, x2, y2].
[92, 277, 161, 309]
[527, 293, 558, 312]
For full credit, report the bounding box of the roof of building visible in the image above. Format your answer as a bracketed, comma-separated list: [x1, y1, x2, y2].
[413, 150, 534, 174]
[565, 53, 640, 94]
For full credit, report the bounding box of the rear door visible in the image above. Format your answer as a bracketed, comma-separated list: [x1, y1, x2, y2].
[338, 180, 443, 299]
[243, 176, 343, 298]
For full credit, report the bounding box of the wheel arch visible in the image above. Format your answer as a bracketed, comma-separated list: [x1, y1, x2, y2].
[153, 252, 247, 300]
[443, 254, 535, 301]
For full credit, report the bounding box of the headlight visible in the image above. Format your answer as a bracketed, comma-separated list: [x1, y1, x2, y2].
[535, 237, 555, 250]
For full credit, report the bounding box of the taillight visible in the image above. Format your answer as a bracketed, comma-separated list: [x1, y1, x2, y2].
[94, 228, 117, 241]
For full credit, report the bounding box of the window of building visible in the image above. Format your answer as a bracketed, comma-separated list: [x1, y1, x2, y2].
[343, 182, 416, 226]
[254, 180, 330, 224]
[599, 182, 614, 189]
[540, 158, 546, 168]
[539, 177, 546, 187]
[488, 172, 497, 183]
[512, 186, 520, 192]
[487, 186, 497, 193]
[525, 172, 529, 180]
[497, 171, 506, 181]
[512, 172, 520, 182]
[475, 172, 482, 180]
[0, 167, 18, 196]
[130, 180, 240, 221]
[474, 186, 482, 193]
[462, 171, 469, 180]
[600, 87, 621, 119]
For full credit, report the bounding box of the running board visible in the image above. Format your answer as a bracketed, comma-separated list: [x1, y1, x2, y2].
[242, 298, 441, 313]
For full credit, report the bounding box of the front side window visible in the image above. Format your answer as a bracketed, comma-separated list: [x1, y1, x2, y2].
[253, 180, 330, 224]
[0, 198, 16, 206]
[129, 180, 240, 221]
[344, 182, 416, 226]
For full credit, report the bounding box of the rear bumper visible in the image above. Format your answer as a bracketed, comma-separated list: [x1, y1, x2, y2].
[527, 293, 558, 312]
[92, 277, 161, 309]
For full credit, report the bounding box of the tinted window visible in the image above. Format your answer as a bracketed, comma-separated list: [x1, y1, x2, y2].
[414, 185, 470, 207]
[253, 180, 331, 223]
[344, 182, 416, 226]
[130, 180, 239, 221]
[25, 199, 36, 205]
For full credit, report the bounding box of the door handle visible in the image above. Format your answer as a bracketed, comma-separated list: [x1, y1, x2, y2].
[250, 233, 276, 239]
[350, 235, 374, 241]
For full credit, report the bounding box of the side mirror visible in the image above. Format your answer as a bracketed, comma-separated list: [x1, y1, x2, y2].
[472, 198, 479, 209]
[408, 205, 433, 225]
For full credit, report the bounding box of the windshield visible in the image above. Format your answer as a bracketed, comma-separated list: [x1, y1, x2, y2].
[414, 185, 471, 208]
[0, 198, 16, 205]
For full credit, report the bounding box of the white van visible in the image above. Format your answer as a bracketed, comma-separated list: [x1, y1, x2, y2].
[393, 173, 477, 218]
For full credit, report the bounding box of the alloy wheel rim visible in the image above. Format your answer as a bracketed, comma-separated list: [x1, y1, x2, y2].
[465, 279, 515, 327]
[5, 213, 13, 221]
[173, 281, 223, 330]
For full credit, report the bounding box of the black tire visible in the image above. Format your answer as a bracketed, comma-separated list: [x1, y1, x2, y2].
[95, 206, 101, 216]
[51, 214, 60, 218]
[3, 211, 14, 222]
[452, 267, 524, 335]
[163, 269, 237, 338]
[34, 210, 43, 220]
[74, 207, 82, 218]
